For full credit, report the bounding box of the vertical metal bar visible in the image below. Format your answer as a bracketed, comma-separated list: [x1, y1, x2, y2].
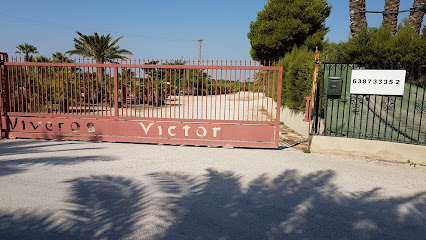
[410, 65, 419, 143]
[196, 67, 200, 119]
[142, 66, 147, 118]
[160, 65, 164, 118]
[11, 65, 16, 112]
[52, 66, 56, 114]
[247, 64, 251, 121]
[4, 56, 11, 114]
[90, 62, 94, 115]
[370, 94, 378, 139]
[233, 65, 237, 120]
[365, 94, 372, 138]
[49, 65, 53, 114]
[340, 64, 350, 135]
[41, 66, 46, 113]
[275, 66, 283, 146]
[261, 70, 266, 121]
[24, 64, 30, 112]
[177, 66, 181, 119]
[186, 67, 190, 119]
[331, 65, 338, 136]
[133, 67, 136, 117]
[113, 66, 118, 117]
[209, 65, 214, 119]
[383, 96, 391, 140]
[173, 68, 177, 119]
[252, 67, 256, 121]
[264, 70, 269, 121]
[242, 63, 247, 121]
[200, 65, 205, 119]
[417, 63, 426, 143]
[18, 65, 23, 112]
[346, 64, 354, 137]
[29, 65, 34, 113]
[224, 61, 228, 120]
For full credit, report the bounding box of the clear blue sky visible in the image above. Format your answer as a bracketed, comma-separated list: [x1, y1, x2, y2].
[0, 0, 422, 61]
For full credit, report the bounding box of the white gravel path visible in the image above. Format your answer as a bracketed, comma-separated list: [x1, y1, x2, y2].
[0, 138, 425, 239]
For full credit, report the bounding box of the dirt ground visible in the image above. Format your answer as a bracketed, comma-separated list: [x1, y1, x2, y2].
[279, 124, 309, 150]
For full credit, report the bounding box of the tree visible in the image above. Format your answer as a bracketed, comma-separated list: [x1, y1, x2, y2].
[52, 52, 73, 63]
[408, 0, 426, 34]
[349, 0, 367, 36]
[247, 0, 331, 63]
[67, 32, 133, 64]
[382, 0, 400, 35]
[15, 43, 39, 62]
[67, 32, 133, 102]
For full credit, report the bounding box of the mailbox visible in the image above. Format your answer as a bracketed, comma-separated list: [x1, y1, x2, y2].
[327, 77, 342, 96]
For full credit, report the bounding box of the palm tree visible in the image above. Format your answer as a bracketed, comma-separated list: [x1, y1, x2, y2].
[15, 43, 39, 62]
[52, 52, 73, 63]
[382, 0, 400, 35]
[67, 32, 132, 64]
[408, 0, 425, 34]
[67, 32, 133, 103]
[349, 0, 367, 36]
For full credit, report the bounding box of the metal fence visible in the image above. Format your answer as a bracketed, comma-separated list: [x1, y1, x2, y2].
[2, 57, 281, 122]
[1, 53, 283, 148]
[312, 62, 426, 145]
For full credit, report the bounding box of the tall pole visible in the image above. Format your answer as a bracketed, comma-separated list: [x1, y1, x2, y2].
[196, 39, 205, 64]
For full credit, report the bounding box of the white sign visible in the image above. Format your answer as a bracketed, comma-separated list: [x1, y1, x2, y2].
[350, 70, 406, 95]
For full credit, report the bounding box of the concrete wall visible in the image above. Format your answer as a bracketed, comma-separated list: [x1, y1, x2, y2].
[280, 106, 309, 137]
[310, 135, 426, 165]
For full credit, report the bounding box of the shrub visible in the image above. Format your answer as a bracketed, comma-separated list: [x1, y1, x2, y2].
[279, 46, 316, 111]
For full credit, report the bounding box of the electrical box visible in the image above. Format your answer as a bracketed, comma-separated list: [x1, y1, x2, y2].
[327, 77, 342, 96]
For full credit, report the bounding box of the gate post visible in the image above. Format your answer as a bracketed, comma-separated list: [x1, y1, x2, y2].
[309, 48, 321, 143]
[0, 52, 9, 138]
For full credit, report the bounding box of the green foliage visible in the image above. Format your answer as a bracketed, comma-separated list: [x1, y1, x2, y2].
[52, 52, 73, 63]
[247, 0, 331, 63]
[280, 46, 316, 111]
[28, 55, 50, 63]
[257, 46, 316, 111]
[330, 22, 426, 65]
[67, 32, 133, 63]
[15, 43, 39, 62]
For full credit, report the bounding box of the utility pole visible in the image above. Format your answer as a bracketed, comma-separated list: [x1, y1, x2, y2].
[196, 39, 205, 63]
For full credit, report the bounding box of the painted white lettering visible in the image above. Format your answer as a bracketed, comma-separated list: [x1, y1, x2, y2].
[139, 122, 154, 135]
[212, 127, 221, 138]
[196, 126, 207, 138]
[168, 126, 176, 136]
[183, 125, 191, 137]
[157, 126, 163, 136]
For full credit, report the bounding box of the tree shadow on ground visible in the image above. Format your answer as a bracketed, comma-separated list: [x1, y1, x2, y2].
[0, 140, 112, 177]
[0, 175, 146, 240]
[0, 170, 424, 239]
[0, 139, 103, 156]
[151, 169, 426, 240]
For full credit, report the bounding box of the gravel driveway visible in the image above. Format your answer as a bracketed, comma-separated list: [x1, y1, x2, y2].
[0, 139, 425, 239]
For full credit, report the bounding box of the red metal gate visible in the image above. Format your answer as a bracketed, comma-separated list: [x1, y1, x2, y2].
[0, 53, 282, 148]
